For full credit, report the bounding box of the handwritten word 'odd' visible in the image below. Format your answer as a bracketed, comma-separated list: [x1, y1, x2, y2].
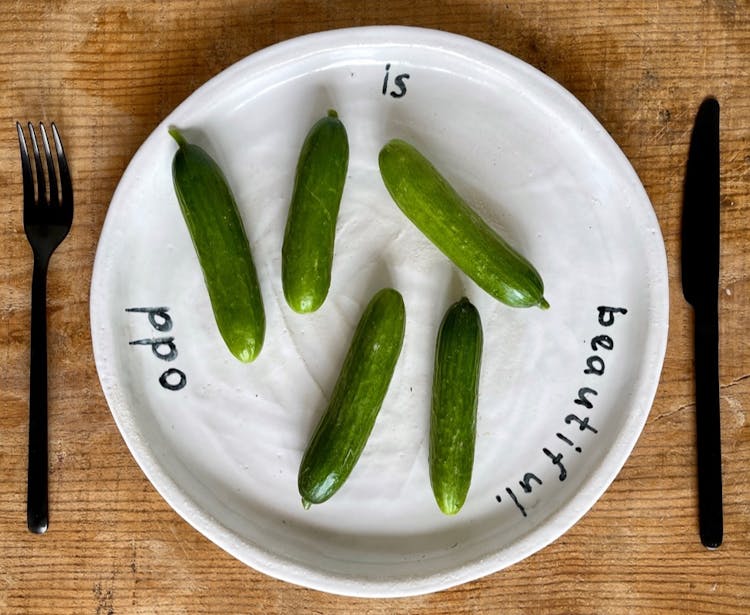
[496, 305, 628, 518]
[126, 307, 186, 391]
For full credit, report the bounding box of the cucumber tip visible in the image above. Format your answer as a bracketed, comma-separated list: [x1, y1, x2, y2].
[538, 297, 550, 310]
[167, 125, 188, 148]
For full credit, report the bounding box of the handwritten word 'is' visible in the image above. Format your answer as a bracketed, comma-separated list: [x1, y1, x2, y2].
[382, 64, 410, 98]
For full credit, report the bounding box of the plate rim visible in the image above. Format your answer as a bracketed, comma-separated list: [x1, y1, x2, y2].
[90, 24, 669, 597]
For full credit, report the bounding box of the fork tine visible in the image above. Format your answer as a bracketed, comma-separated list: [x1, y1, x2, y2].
[27, 123, 47, 207]
[39, 124, 58, 208]
[16, 122, 34, 210]
[51, 123, 73, 211]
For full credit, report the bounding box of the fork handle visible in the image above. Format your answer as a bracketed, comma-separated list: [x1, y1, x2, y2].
[28, 257, 49, 534]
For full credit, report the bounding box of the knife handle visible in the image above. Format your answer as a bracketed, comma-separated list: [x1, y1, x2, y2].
[694, 303, 722, 549]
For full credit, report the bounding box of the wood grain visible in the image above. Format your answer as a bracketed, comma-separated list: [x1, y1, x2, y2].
[1, 1, 748, 613]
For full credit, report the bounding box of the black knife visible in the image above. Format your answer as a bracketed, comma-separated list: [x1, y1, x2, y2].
[681, 96, 722, 549]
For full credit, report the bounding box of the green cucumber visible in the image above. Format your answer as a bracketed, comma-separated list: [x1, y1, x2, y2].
[378, 139, 549, 309]
[282, 109, 349, 313]
[430, 297, 483, 515]
[169, 127, 265, 362]
[298, 288, 406, 508]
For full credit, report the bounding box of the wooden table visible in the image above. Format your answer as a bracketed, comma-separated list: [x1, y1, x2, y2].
[2, 2, 748, 613]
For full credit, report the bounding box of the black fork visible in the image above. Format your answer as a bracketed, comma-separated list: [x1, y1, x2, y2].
[17, 122, 74, 534]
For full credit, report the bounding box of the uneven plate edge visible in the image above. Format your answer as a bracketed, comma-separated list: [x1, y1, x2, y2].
[89, 25, 670, 598]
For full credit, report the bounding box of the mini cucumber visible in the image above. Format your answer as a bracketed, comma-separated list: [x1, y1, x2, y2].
[169, 127, 265, 362]
[298, 288, 405, 508]
[430, 297, 483, 515]
[282, 109, 349, 313]
[378, 139, 549, 309]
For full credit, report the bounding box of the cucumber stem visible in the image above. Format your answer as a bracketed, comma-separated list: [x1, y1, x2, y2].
[167, 125, 189, 149]
[539, 297, 550, 310]
[301, 497, 312, 510]
[326, 109, 339, 119]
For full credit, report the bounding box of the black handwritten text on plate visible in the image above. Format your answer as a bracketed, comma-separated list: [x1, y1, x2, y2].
[125, 307, 187, 391]
[496, 305, 628, 518]
[382, 63, 410, 98]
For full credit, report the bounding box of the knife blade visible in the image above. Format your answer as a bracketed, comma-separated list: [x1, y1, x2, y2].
[680, 96, 722, 549]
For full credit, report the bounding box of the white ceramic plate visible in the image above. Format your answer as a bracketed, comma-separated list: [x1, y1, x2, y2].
[90, 26, 668, 597]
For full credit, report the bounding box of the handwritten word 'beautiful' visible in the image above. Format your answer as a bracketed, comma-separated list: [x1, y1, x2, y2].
[496, 305, 628, 517]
